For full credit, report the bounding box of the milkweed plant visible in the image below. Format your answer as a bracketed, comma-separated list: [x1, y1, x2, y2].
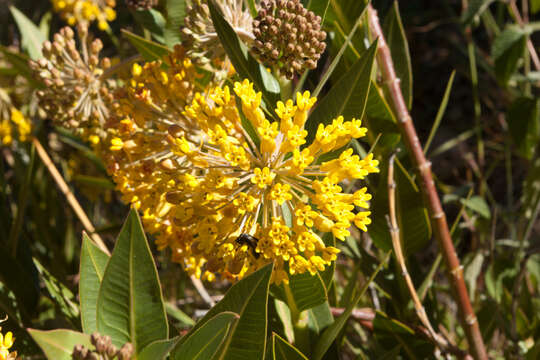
[1, 0, 538, 359]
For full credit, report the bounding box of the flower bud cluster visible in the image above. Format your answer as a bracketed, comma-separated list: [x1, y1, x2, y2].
[72, 333, 133, 360]
[51, 0, 117, 31]
[182, 0, 253, 78]
[125, 0, 158, 10]
[252, 0, 326, 79]
[30, 25, 114, 146]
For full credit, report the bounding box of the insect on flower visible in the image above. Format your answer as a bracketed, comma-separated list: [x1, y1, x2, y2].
[235, 233, 260, 259]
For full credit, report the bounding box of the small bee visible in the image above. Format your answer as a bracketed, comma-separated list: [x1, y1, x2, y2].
[235, 233, 260, 259]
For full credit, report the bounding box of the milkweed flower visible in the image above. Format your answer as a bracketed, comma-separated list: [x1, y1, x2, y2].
[0, 106, 32, 146]
[0, 327, 16, 360]
[105, 46, 199, 235]
[111, 64, 378, 283]
[51, 0, 116, 30]
[30, 25, 114, 146]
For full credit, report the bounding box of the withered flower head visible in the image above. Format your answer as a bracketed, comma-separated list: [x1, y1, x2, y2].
[252, 0, 327, 79]
[182, 0, 254, 77]
[30, 25, 114, 146]
[125, 0, 158, 10]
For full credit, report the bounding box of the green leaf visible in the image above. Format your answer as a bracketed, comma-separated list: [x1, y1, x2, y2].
[492, 26, 527, 85]
[461, 0, 496, 25]
[383, 1, 413, 109]
[306, 41, 377, 144]
[97, 209, 168, 353]
[424, 71, 456, 154]
[28, 329, 91, 360]
[9, 6, 46, 60]
[33, 258, 79, 323]
[272, 272, 328, 313]
[172, 264, 273, 360]
[460, 195, 491, 219]
[0, 238, 39, 317]
[369, 160, 432, 256]
[138, 337, 180, 360]
[38, 11, 52, 38]
[122, 29, 170, 62]
[308, 0, 331, 23]
[173, 312, 239, 360]
[306, 301, 334, 334]
[507, 97, 539, 159]
[132, 8, 166, 43]
[80, 234, 110, 334]
[164, 0, 186, 48]
[532, 0, 540, 14]
[312, 252, 390, 360]
[273, 333, 309, 360]
[372, 311, 434, 357]
[208, 0, 280, 108]
[165, 302, 196, 326]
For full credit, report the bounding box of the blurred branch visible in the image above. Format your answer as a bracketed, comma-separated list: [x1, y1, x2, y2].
[367, 5, 488, 360]
[32, 137, 110, 255]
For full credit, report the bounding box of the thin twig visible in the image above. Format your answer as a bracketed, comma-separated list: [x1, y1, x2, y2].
[367, 5, 488, 359]
[32, 137, 110, 255]
[190, 275, 215, 307]
[387, 153, 460, 357]
[509, 0, 540, 71]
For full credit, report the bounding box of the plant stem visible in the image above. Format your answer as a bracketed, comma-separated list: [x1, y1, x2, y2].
[367, 5, 488, 360]
[32, 137, 110, 255]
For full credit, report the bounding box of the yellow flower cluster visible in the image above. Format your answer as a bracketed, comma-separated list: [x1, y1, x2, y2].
[108, 50, 378, 284]
[105, 46, 199, 232]
[0, 327, 15, 360]
[0, 108, 32, 146]
[51, 0, 116, 30]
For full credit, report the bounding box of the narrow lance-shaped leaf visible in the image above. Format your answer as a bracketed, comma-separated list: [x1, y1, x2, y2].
[138, 337, 181, 360]
[306, 41, 377, 144]
[312, 251, 391, 360]
[9, 6, 46, 60]
[208, 0, 281, 109]
[369, 159, 431, 256]
[122, 29, 171, 62]
[97, 209, 168, 353]
[28, 329, 91, 360]
[172, 264, 273, 360]
[79, 234, 110, 334]
[492, 26, 527, 85]
[164, 0, 186, 48]
[131, 8, 166, 43]
[173, 312, 239, 360]
[383, 1, 413, 109]
[271, 272, 327, 313]
[273, 333, 309, 360]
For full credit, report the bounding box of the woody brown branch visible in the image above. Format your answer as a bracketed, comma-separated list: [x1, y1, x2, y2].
[367, 5, 488, 360]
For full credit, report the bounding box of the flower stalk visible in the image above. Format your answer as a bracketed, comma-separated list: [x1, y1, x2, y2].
[367, 5, 487, 360]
